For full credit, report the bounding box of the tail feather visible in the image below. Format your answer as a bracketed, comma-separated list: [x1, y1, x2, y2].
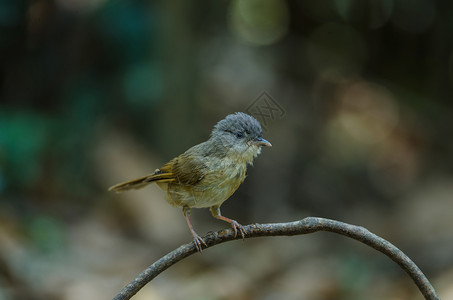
[108, 171, 175, 193]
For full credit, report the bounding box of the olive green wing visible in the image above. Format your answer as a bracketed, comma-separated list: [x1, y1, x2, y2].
[165, 149, 207, 186]
[108, 144, 208, 192]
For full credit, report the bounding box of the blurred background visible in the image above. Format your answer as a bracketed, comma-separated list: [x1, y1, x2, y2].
[1, 0, 453, 299]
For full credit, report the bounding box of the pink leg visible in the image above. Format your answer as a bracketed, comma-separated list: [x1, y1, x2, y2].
[183, 206, 207, 252]
[210, 206, 246, 239]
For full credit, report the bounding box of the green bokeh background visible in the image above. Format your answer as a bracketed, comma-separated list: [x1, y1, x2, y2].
[1, 0, 453, 299]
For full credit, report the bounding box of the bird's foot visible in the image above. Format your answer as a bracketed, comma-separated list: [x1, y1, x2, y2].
[230, 220, 246, 240]
[192, 233, 207, 253]
[210, 207, 246, 240]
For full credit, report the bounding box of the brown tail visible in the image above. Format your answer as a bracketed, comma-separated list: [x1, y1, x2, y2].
[108, 170, 175, 193]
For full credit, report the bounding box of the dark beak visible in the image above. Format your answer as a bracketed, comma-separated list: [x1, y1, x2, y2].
[253, 137, 272, 147]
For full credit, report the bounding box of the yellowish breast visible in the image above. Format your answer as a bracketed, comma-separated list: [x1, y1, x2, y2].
[162, 156, 248, 209]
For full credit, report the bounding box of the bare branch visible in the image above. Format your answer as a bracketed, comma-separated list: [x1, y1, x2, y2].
[113, 217, 440, 300]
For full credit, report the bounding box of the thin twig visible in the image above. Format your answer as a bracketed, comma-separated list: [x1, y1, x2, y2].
[113, 217, 440, 300]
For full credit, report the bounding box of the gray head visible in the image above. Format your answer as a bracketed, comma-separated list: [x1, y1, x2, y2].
[210, 112, 271, 162]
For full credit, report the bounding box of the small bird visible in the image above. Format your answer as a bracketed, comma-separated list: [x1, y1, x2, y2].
[108, 112, 271, 251]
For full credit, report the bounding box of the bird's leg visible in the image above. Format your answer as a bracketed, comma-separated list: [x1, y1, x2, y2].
[182, 206, 207, 252]
[210, 205, 246, 239]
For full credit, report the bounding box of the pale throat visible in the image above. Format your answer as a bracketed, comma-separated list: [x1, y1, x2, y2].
[230, 144, 262, 165]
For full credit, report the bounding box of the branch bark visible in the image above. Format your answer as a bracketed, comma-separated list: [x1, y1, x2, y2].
[113, 217, 440, 300]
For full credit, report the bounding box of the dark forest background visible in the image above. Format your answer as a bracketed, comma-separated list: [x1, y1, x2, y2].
[1, 0, 453, 299]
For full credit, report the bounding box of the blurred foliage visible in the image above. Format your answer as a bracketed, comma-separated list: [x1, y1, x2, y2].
[1, 0, 453, 299]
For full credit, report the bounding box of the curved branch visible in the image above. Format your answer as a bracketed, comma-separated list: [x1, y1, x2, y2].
[113, 217, 440, 300]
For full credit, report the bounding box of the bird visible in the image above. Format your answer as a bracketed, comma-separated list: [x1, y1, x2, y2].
[108, 112, 271, 251]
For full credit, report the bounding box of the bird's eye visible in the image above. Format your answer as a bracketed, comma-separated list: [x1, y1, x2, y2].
[236, 132, 244, 138]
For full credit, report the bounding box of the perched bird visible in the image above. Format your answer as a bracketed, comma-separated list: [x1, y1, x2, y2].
[108, 112, 271, 251]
